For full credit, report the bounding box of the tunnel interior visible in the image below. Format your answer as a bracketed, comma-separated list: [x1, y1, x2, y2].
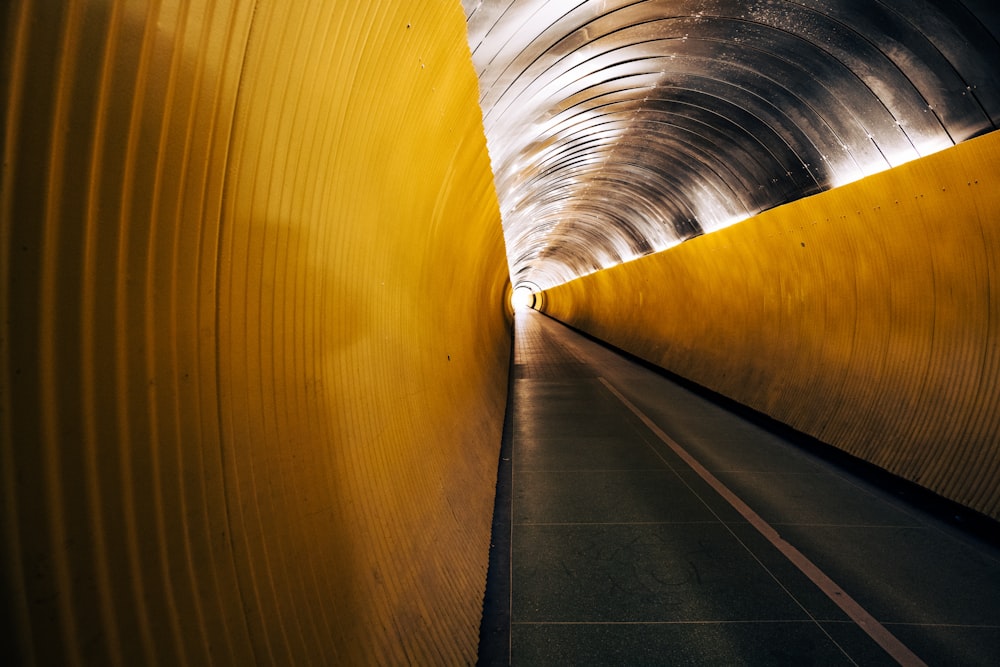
[467, 0, 1000, 290]
[2, 0, 1000, 663]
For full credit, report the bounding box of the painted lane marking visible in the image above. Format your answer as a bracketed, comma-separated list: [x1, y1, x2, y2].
[598, 377, 926, 667]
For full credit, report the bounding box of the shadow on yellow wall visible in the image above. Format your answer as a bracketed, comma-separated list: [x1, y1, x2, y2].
[1, 1, 510, 663]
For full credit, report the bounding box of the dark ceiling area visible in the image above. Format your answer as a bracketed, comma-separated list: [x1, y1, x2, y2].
[464, 0, 1000, 290]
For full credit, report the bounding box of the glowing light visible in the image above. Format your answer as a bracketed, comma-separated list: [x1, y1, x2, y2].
[511, 286, 535, 310]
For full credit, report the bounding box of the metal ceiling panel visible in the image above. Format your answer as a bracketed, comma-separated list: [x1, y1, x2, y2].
[466, 0, 1000, 289]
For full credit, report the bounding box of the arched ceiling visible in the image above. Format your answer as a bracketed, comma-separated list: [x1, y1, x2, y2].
[463, 0, 1000, 290]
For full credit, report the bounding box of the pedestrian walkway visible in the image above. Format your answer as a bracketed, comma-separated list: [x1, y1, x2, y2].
[479, 308, 1000, 665]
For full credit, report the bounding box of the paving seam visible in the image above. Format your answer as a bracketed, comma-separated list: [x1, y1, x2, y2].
[599, 376, 927, 667]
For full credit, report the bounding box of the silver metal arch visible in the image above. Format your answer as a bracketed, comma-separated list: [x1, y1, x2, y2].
[464, 0, 1000, 290]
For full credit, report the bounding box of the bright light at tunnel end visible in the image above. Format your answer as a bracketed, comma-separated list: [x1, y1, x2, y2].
[511, 285, 535, 310]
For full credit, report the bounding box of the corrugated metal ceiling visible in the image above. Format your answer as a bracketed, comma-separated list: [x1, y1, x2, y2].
[465, 0, 1000, 290]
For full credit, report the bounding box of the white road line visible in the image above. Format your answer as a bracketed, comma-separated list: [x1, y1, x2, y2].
[598, 376, 927, 667]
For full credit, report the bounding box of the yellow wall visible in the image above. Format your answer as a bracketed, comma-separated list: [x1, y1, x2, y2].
[541, 130, 1000, 523]
[1, 1, 510, 664]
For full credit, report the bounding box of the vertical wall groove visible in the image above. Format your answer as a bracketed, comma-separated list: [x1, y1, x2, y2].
[2, 1, 510, 664]
[540, 129, 1000, 522]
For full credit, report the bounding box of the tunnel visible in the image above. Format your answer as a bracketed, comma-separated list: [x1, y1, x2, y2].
[1, 1, 998, 664]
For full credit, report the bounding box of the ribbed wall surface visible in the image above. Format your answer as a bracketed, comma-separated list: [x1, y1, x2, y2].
[539, 130, 1000, 522]
[1, 1, 510, 664]
[465, 0, 1000, 291]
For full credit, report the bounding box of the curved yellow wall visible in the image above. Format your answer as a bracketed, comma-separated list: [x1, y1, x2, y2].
[541, 130, 1000, 523]
[1, 1, 509, 664]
